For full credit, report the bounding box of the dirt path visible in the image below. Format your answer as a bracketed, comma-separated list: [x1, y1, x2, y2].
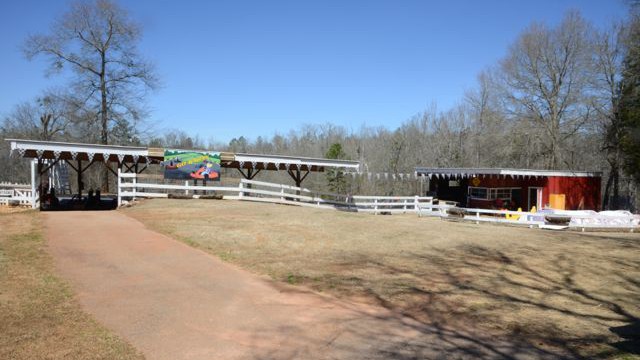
[44, 211, 566, 359]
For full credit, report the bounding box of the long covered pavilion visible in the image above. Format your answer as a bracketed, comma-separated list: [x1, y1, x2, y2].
[7, 138, 360, 208]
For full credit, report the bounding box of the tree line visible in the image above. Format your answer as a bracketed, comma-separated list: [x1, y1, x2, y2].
[1, 1, 639, 210]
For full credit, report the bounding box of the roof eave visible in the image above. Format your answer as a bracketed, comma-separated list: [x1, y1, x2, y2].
[414, 167, 602, 178]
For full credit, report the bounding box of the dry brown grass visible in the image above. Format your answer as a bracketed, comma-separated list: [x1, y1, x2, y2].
[126, 199, 640, 359]
[0, 211, 143, 360]
[0, 205, 31, 214]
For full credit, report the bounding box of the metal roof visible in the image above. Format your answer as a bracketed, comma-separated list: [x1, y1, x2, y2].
[6, 139, 360, 172]
[230, 153, 360, 172]
[8, 138, 154, 164]
[415, 167, 602, 178]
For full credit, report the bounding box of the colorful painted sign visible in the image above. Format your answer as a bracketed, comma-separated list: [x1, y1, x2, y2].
[163, 149, 221, 181]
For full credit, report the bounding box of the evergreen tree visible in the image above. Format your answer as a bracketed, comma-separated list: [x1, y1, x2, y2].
[620, 12, 640, 183]
[325, 143, 347, 194]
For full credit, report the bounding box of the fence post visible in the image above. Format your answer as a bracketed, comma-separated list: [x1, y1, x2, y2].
[238, 181, 244, 199]
[185, 181, 189, 195]
[476, 211, 480, 224]
[117, 167, 122, 207]
[280, 186, 284, 201]
[132, 172, 137, 201]
[403, 199, 407, 213]
[30, 159, 37, 209]
[374, 198, 378, 215]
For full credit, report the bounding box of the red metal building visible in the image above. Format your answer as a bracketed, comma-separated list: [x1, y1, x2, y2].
[415, 168, 602, 211]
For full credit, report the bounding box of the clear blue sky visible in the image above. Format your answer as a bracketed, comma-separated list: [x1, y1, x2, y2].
[0, 0, 629, 143]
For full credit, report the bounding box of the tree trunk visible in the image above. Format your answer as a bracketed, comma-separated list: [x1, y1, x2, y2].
[612, 167, 619, 210]
[100, 54, 110, 193]
[603, 166, 613, 210]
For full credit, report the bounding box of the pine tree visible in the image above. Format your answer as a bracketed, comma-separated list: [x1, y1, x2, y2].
[325, 143, 347, 194]
[620, 12, 640, 182]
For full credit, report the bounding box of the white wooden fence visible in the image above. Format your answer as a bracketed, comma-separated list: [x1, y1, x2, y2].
[0, 182, 37, 207]
[418, 203, 639, 231]
[238, 179, 434, 213]
[350, 195, 432, 214]
[117, 171, 433, 214]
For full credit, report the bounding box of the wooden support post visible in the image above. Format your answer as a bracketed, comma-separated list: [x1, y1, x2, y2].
[244, 169, 252, 195]
[77, 159, 83, 197]
[238, 167, 261, 196]
[202, 177, 207, 196]
[294, 170, 301, 188]
[294, 170, 301, 198]
[286, 168, 310, 197]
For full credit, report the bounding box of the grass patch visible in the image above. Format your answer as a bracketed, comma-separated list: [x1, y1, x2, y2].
[286, 273, 304, 285]
[0, 211, 143, 359]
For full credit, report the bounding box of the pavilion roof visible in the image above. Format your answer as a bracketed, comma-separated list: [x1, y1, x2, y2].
[415, 167, 601, 178]
[6, 139, 360, 172]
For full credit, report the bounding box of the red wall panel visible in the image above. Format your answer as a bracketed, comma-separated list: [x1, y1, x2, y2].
[448, 174, 601, 211]
[544, 176, 601, 210]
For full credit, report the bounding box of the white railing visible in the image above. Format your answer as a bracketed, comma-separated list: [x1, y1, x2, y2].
[238, 179, 433, 213]
[565, 211, 639, 231]
[0, 185, 37, 207]
[417, 202, 458, 218]
[350, 195, 433, 214]
[0, 182, 31, 189]
[418, 203, 639, 231]
[117, 170, 242, 206]
[117, 171, 433, 214]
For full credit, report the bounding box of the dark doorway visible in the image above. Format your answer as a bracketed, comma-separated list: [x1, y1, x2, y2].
[528, 187, 542, 211]
[430, 178, 469, 206]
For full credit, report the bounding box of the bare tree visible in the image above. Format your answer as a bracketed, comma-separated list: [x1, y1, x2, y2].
[464, 69, 512, 167]
[24, 0, 157, 190]
[499, 11, 593, 169]
[1, 91, 70, 141]
[591, 22, 627, 208]
[0, 91, 71, 183]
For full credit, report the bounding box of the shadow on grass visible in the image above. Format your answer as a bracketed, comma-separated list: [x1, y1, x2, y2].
[240, 297, 571, 360]
[263, 235, 640, 359]
[610, 320, 640, 356]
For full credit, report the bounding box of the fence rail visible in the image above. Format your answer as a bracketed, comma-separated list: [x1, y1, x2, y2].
[417, 203, 639, 231]
[117, 171, 433, 214]
[0, 188, 36, 207]
[0, 182, 31, 189]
